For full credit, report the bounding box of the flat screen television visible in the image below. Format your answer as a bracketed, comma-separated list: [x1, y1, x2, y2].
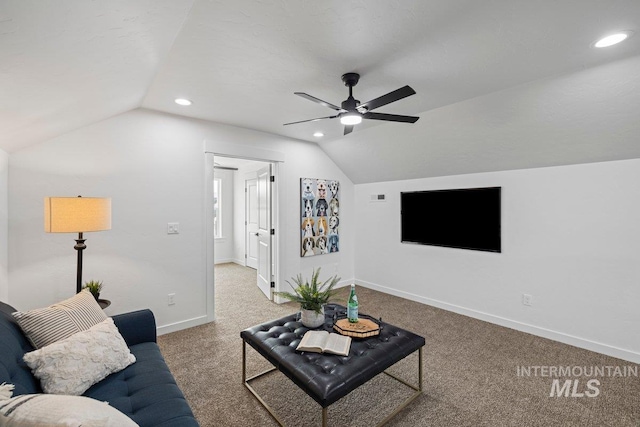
[401, 187, 501, 252]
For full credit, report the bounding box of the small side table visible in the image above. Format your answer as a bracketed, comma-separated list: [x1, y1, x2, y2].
[98, 299, 111, 310]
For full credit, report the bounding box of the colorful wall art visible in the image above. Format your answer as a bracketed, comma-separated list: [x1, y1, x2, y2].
[300, 178, 339, 257]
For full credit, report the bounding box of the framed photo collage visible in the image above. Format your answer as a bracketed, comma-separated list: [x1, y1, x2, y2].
[300, 178, 339, 257]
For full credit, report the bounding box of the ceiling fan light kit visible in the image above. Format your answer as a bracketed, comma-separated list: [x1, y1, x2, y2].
[340, 113, 362, 125]
[284, 72, 419, 135]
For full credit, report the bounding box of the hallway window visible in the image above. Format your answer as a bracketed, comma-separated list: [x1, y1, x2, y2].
[213, 178, 222, 238]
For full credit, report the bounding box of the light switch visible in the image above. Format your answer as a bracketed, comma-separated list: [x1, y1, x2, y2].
[167, 223, 179, 234]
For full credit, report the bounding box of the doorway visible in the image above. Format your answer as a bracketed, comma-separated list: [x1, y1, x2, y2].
[211, 156, 276, 305]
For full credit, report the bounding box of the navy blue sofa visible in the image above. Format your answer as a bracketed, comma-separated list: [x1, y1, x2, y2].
[0, 301, 199, 427]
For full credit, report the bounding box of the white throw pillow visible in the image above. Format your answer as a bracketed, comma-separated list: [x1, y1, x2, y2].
[0, 392, 138, 427]
[12, 289, 107, 348]
[23, 318, 136, 395]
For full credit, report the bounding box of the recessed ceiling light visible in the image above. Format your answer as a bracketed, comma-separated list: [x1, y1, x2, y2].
[594, 31, 633, 48]
[174, 98, 192, 106]
[313, 132, 324, 138]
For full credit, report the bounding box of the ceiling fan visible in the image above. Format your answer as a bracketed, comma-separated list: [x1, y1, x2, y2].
[284, 72, 419, 135]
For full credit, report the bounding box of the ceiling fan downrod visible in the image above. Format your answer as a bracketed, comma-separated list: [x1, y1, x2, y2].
[341, 73, 360, 111]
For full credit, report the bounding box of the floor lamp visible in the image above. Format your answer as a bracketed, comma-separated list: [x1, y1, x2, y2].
[44, 196, 112, 294]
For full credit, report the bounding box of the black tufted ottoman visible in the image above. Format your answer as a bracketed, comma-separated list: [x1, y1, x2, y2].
[241, 304, 425, 426]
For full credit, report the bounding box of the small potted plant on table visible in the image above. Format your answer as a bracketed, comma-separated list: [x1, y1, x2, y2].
[82, 280, 103, 301]
[275, 268, 340, 328]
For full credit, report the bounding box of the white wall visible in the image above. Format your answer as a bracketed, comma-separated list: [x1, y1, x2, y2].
[213, 168, 235, 264]
[8, 108, 355, 331]
[0, 149, 8, 302]
[355, 158, 640, 363]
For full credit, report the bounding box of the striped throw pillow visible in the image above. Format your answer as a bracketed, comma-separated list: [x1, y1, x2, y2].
[12, 290, 107, 349]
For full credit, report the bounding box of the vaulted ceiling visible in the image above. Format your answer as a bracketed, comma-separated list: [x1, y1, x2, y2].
[2, 1, 640, 183]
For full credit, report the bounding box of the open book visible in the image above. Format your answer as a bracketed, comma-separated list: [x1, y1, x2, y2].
[296, 330, 352, 356]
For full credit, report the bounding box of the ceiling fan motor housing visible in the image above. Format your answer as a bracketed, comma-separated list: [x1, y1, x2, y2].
[341, 97, 359, 111]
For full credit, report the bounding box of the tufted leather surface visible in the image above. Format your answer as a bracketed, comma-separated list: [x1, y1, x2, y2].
[241, 304, 425, 407]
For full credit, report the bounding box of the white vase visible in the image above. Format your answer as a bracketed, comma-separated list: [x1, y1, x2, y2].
[300, 307, 325, 328]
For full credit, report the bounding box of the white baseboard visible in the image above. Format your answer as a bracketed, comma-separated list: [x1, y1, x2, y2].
[213, 259, 247, 266]
[157, 314, 212, 336]
[335, 278, 355, 289]
[357, 279, 640, 364]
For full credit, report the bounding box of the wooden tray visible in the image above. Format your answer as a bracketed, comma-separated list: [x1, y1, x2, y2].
[333, 318, 380, 338]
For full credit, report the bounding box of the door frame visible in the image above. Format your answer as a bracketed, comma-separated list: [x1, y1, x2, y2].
[204, 141, 283, 322]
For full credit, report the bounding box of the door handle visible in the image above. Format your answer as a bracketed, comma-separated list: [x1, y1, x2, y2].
[255, 232, 260, 236]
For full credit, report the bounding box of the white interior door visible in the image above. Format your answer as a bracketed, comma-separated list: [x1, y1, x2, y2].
[256, 165, 272, 299]
[245, 178, 258, 270]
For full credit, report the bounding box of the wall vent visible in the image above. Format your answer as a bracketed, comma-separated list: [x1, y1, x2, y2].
[370, 194, 386, 202]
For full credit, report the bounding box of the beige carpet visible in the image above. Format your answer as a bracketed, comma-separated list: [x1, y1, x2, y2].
[158, 263, 640, 426]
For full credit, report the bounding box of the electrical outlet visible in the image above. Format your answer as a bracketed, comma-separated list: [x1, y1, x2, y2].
[168, 293, 176, 306]
[167, 223, 179, 234]
[522, 293, 532, 306]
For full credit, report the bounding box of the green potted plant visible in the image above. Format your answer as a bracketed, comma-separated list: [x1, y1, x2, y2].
[82, 280, 103, 301]
[274, 268, 340, 328]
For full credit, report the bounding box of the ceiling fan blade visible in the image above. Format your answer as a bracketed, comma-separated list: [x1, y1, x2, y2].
[363, 112, 419, 123]
[358, 85, 416, 112]
[283, 115, 338, 126]
[344, 125, 354, 135]
[294, 92, 343, 111]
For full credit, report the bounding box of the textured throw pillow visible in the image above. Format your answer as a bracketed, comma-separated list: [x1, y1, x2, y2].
[12, 289, 107, 349]
[23, 318, 136, 395]
[0, 392, 138, 427]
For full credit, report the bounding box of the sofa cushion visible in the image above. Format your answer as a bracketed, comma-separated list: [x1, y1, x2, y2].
[0, 392, 139, 427]
[12, 290, 107, 349]
[23, 318, 136, 395]
[84, 342, 198, 427]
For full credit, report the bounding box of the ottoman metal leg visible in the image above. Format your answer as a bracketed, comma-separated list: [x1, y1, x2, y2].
[242, 340, 283, 426]
[378, 347, 423, 427]
[243, 341, 423, 427]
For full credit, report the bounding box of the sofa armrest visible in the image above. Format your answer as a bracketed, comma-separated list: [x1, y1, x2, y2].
[112, 309, 157, 346]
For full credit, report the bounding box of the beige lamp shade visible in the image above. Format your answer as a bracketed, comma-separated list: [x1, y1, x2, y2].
[44, 197, 112, 233]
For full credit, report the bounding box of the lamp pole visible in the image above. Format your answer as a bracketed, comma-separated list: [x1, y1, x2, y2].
[74, 232, 86, 294]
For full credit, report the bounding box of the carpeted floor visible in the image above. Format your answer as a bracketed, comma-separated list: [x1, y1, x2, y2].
[158, 263, 640, 426]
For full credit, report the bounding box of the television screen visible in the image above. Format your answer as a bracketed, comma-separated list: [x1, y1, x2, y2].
[401, 187, 501, 252]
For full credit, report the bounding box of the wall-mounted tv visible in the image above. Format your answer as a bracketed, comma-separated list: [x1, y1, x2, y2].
[401, 186, 501, 253]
